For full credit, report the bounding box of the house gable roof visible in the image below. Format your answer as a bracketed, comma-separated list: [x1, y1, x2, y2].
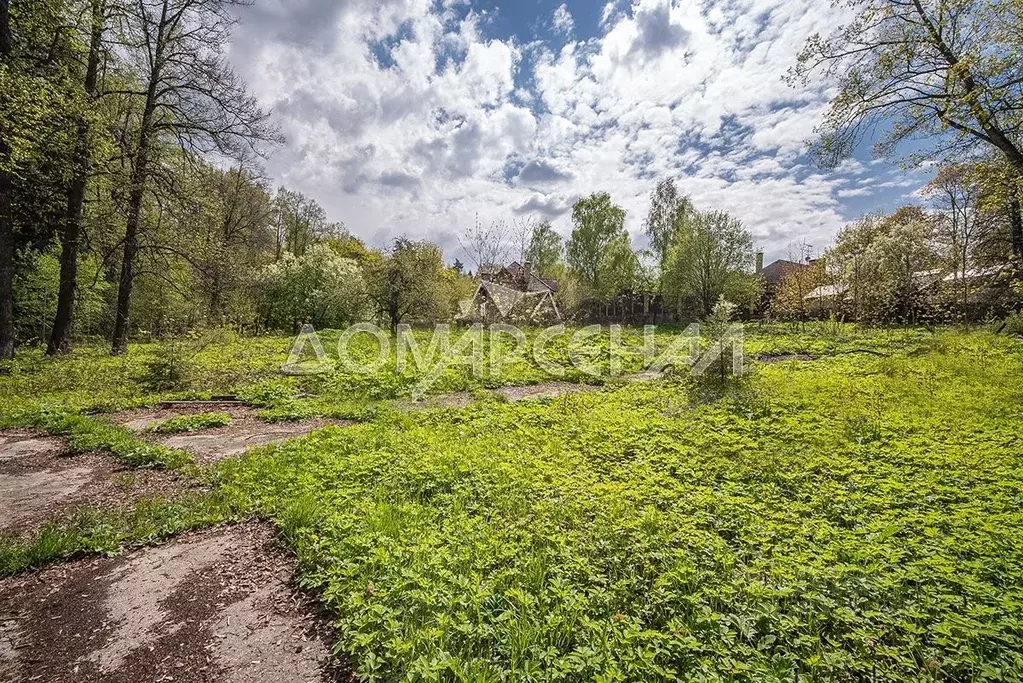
[761, 259, 809, 286]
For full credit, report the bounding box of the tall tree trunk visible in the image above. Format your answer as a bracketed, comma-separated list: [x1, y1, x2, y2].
[0, 0, 15, 360]
[0, 198, 13, 360]
[48, 0, 104, 356]
[111, 0, 167, 356]
[1010, 187, 1023, 261]
[111, 117, 152, 355]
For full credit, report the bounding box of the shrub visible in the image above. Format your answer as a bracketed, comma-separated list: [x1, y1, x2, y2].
[1001, 310, 1023, 336]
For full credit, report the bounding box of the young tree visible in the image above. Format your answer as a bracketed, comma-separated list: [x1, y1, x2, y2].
[369, 238, 445, 333]
[110, 0, 280, 355]
[566, 192, 627, 290]
[510, 216, 536, 265]
[524, 219, 563, 277]
[595, 233, 639, 301]
[459, 214, 508, 272]
[662, 210, 758, 316]
[644, 178, 693, 269]
[790, 0, 1023, 178]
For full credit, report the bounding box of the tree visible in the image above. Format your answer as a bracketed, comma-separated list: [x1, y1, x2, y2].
[595, 233, 639, 301]
[273, 188, 335, 259]
[644, 178, 693, 269]
[459, 215, 508, 271]
[566, 192, 627, 290]
[772, 258, 829, 322]
[510, 216, 536, 265]
[524, 219, 563, 277]
[257, 243, 366, 331]
[110, 0, 280, 355]
[189, 161, 275, 321]
[369, 238, 445, 333]
[0, 0, 78, 358]
[970, 157, 1023, 260]
[49, 0, 107, 355]
[791, 0, 1023, 179]
[662, 210, 758, 316]
[829, 208, 936, 322]
[0, 0, 15, 359]
[924, 166, 996, 322]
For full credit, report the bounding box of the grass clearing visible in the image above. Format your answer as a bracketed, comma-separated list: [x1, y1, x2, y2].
[3, 325, 1022, 680]
[208, 330, 1023, 681]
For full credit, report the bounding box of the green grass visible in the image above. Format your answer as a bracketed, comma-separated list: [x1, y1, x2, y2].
[27, 410, 193, 468]
[151, 412, 233, 434]
[210, 330, 1023, 682]
[0, 491, 237, 575]
[4, 325, 1021, 680]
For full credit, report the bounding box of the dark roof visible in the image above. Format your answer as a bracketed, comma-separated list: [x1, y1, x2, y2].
[761, 259, 808, 286]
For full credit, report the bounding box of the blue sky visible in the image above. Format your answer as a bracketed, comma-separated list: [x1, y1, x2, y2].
[227, 0, 935, 266]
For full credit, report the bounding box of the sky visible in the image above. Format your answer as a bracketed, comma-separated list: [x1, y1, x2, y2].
[226, 0, 935, 267]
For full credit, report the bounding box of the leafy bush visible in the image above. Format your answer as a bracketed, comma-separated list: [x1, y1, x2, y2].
[152, 412, 232, 434]
[141, 354, 193, 392]
[1001, 310, 1023, 336]
[257, 244, 368, 331]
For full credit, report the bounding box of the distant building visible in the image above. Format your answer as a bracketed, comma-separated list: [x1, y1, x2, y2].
[760, 258, 809, 295]
[460, 262, 561, 323]
[755, 254, 811, 314]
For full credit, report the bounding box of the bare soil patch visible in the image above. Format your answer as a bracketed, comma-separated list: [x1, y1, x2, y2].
[756, 353, 819, 364]
[0, 431, 64, 463]
[110, 404, 260, 432]
[0, 523, 348, 683]
[496, 382, 601, 402]
[397, 392, 477, 411]
[153, 418, 340, 464]
[0, 433, 190, 537]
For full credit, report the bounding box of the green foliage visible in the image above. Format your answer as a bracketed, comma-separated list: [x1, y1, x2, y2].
[697, 295, 741, 388]
[662, 209, 759, 316]
[644, 177, 694, 269]
[142, 353, 193, 392]
[792, 0, 1023, 176]
[525, 219, 564, 278]
[4, 326, 1022, 679]
[595, 233, 639, 302]
[1002, 310, 1023, 336]
[206, 329, 1023, 682]
[257, 243, 367, 331]
[367, 238, 448, 332]
[13, 246, 110, 342]
[27, 410, 193, 468]
[566, 192, 628, 290]
[831, 208, 937, 323]
[151, 412, 232, 434]
[0, 492, 237, 576]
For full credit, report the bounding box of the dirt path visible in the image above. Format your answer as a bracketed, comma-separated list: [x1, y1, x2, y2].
[0, 523, 347, 683]
[109, 405, 344, 465]
[0, 432, 190, 537]
[152, 418, 339, 464]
